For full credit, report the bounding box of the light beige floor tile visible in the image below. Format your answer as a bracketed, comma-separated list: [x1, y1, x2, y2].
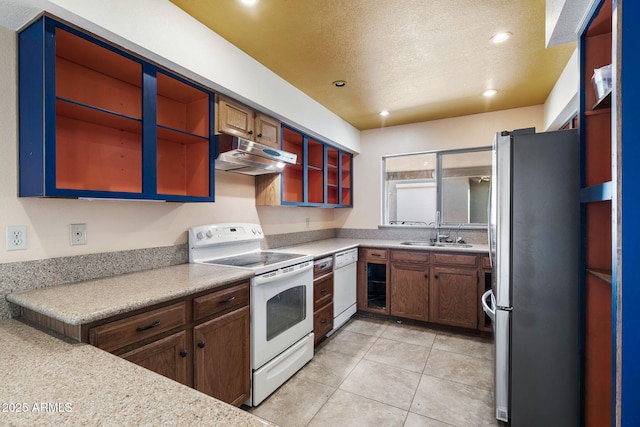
[432, 332, 494, 360]
[381, 322, 437, 347]
[410, 375, 498, 427]
[404, 412, 455, 427]
[424, 348, 493, 389]
[339, 359, 421, 410]
[364, 337, 430, 373]
[248, 375, 334, 427]
[321, 330, 377, 358]
[295, 347, 360, 387]
[343, 317, 389, 337]
[308, 389, 406, 427]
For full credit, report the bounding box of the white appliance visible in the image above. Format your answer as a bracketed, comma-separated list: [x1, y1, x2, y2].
[330, 248, 358, 334]
[482, 129, 579, 426]
[189, 223, 314, 407]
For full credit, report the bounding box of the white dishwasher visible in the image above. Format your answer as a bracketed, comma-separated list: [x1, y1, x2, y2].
[330, 248, 358, 334]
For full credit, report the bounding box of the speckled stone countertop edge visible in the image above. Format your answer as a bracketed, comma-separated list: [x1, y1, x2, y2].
[6, 264, 254, 326]
[0, 319, 275, 427]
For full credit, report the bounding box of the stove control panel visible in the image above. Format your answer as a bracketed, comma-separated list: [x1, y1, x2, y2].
[189, 223, 263, 248]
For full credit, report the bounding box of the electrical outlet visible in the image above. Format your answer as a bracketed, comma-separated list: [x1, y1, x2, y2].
[305, 217, 310, 228]
[6, 226, 27, 251]
[70, 223, 87, 246]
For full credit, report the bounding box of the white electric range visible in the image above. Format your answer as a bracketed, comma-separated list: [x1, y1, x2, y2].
[189, 223, 314, 406]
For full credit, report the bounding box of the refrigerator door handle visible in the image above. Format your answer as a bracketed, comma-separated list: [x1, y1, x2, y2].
[481, 289, 496, 321]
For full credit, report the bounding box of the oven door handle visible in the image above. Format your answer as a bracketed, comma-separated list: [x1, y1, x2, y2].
[254, 263, 312, 286]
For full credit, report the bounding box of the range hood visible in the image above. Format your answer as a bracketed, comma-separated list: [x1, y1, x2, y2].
[215, 135, 297, 175]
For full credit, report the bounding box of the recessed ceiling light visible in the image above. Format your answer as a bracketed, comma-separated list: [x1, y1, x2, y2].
[332, 80, 347, 87]
[482, 89, 498, 97]
[240, 0, 258, 5]
[491, 32, 512, 43]
[379, 110, 389, 117]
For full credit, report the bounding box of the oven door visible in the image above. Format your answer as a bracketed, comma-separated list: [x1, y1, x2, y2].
[251, 262, 313, 369]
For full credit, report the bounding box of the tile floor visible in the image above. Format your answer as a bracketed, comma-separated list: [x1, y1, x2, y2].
[246, 316, 499, 427]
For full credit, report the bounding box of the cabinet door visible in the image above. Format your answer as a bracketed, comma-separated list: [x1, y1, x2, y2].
[430, 266, 478, 329]
[121, 331, 189, 386]
[255, 113, 281, 148]
[216, 96, 255, 139]
[390, 262, 429, 321]
[357, 257, 390, 315]
[193, 306, 250, 407]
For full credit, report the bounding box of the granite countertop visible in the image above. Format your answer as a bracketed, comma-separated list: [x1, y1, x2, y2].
[6, 263, 253, 325]
[0, 319, 273, 427]
[276, 238, 489, 259]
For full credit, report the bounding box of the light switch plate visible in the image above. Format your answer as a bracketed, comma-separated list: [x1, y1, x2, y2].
[6, 225, 27, 251]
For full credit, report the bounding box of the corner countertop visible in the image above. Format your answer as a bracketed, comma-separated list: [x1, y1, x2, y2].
[0, 319, 273, 427]
[274, 238, 489, 259]
[6, 263, 254, 325]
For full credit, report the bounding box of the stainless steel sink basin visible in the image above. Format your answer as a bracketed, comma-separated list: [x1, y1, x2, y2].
[400, 241, 473, 248]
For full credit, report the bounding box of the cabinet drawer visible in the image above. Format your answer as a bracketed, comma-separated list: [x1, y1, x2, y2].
[363, 248, 388, 260]
[314, 273, 334, 309]
[482, 257, 491, 268]
[433, 253, 478, 267]
[314, 256, 334, 278]
[90, 302, 187, 353]
[314, 302, 333, 344]
[193, 282, 250, 322]
[390, 250, 429, 263]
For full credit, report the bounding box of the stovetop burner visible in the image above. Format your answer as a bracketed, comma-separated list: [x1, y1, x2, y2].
[202, 251, 305, 269]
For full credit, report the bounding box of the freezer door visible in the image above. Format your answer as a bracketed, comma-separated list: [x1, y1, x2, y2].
[495, 308, 510, 423]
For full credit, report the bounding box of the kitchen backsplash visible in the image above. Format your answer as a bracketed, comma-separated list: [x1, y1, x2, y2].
[337, 227, 488, 244]
[0, 245, 187, 321]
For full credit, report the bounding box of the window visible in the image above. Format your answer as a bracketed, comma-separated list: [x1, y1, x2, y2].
[383, 147, 492, 226]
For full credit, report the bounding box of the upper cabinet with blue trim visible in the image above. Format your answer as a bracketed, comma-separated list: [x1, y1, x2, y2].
[255, 125, 352, 208]
[18, 16, 215, 202]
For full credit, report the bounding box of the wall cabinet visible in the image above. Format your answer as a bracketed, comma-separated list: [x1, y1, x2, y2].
[389, 250, 429, 321]
[255, 125, 353, 207]
[579, 1, 613, 425]
[88, 280, 250, 407]
[18, 17, 215, 202]
[215, 95, 281, 148]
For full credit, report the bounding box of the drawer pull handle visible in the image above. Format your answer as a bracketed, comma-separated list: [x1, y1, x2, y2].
[179, 350, 188, 358]
[371, 253, 381, 257]
[320, 288, 328, 293]
[220, 296, 236, 304]
[136, 321, 161, 332]
[321, 319, 328, 324]
[198, 341, 206, 349]
[424, 274, 429, 279]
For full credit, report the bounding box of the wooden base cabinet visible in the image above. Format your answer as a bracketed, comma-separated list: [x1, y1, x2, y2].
[313, 258, 334, 344]
[194, 306, 250, 406]
[121, 331, 189, 387]
[389, 250, 430, 321]
[88, 281, 250, 407]
[357, 249, 390, 314]
[429, 266, 478, 329]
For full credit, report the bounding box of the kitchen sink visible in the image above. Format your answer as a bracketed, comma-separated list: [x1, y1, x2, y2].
[400, 241, 473, 248]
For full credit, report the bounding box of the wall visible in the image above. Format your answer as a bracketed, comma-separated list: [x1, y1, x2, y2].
[336, 105, 545, 229]
[544, 47, 579, 130]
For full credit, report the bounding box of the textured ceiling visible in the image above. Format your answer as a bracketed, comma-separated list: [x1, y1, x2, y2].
[170, 0, 576, 130]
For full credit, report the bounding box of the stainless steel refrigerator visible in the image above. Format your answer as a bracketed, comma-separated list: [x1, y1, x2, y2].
[482, 128, 580, 426]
